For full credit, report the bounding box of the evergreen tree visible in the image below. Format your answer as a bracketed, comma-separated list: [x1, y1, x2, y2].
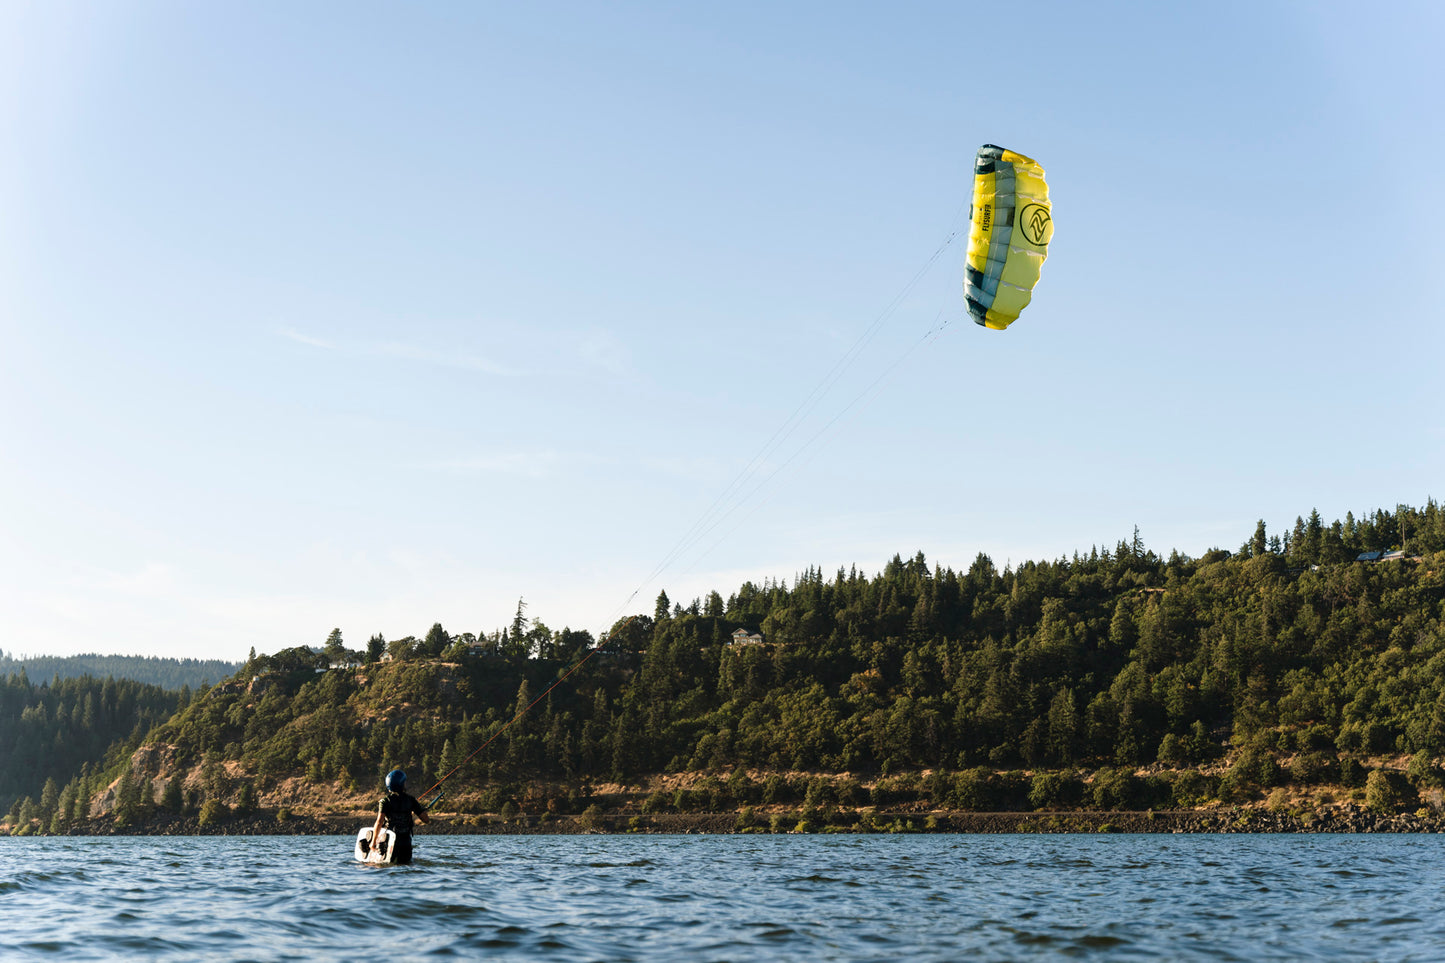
[422, 623, 451, 658]
[1046, 689, 1079, 764]
[323, 629, 346, 663]
[511, 600, 529, 645]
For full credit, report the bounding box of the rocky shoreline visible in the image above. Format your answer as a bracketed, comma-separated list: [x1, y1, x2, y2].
[29, 804, 1445, 837]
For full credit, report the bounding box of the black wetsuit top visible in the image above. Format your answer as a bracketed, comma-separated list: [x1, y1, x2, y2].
[377, 790, 428, 835]
[376, 790, 427, 864]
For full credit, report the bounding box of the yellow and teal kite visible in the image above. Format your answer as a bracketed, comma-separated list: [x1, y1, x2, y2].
[964, 145, 1052, 330]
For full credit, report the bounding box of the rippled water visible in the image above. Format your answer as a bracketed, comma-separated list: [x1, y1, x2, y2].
[4, 833, 1445, 960]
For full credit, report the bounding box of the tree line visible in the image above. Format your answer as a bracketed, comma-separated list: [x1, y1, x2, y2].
[5, 499, 1445, 825]
[0, 652, 238, 690]
[132, 502, 1445, 810]
[0, 673, 192, 829]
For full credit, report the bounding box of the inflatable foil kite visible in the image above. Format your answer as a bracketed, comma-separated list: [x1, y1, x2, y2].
[963, 145, 1052, 330]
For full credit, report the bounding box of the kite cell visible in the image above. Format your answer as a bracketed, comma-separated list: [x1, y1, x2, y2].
[963, 145, 1052, 330]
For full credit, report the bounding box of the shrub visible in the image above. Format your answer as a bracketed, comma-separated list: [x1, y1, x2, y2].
[198, 799, 228, 826]
[1365, 770, 1399, 813]
[726, 770, 755, 804]
[1229, 746, 1280, 788]
[1295, 725, 1334, 751]
[1366, 770, 1417, 814]
[1028, 772, 1083, 810]
[1216, 772, 1249, 803]
[1091, 768, 1140, 810]
[1407, 752, 1441, 789]
[698, 776, 725, 810]
[951, 769, 993, 811]
[1362, 722, 1393, 754]
[1157, 733, 1189, 766]
[871, 774, 919, 807]
[1137, 775, 1174, 809]
[1288, 751, 1337, 786]
[1170, 771, 1217, 808]
[804, 777, 834, 809]
[991, 772, 1031, 811]
[1339, 757, 1366, 788]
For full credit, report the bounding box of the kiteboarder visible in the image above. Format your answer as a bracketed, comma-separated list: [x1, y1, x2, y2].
[370, 769, 431, 864]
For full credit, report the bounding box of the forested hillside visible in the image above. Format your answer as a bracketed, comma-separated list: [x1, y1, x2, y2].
[0, 652, 238, 690]
[99, 503, 1445, 819]
[0, 674, 191, 825]
[5, 501, 1444, 829]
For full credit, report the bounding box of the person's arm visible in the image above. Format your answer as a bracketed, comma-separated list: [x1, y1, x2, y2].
[414, 796, 431, 825]
[369, 811, 386, 854]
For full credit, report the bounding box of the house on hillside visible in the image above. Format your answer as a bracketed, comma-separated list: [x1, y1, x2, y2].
[730, 628, 765, 646]
[1356, 550, 1423, 563]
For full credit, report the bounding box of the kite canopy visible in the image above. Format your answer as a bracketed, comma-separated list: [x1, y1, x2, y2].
[963, 145, 1052, 330]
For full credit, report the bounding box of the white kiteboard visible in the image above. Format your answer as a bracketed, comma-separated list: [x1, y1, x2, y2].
[355, 826, 397, 864]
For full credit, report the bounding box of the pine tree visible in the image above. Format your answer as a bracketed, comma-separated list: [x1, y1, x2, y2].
[1047, 689, 1079, 764]
[39, 777, 59, 818]
[1251, 520, 1268, 557]
[423, 623, 451, 658]
[511, 599, 529, 643]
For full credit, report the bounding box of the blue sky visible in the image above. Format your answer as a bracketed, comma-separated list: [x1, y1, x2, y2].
[2, 1, 1441, 660]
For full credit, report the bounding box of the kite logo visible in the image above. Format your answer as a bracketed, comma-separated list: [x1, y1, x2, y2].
[1020, 204, 1052, 246]
[979, 203, 992, 232]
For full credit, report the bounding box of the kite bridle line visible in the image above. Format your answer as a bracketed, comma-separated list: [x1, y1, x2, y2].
[632, 205, 973, 590]
[676, 304, 959, 577]
[414, 204, 973, 811]
[415, 614, 641, 807]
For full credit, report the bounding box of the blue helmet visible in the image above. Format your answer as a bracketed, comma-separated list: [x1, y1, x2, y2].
[385, 769, 407, 792]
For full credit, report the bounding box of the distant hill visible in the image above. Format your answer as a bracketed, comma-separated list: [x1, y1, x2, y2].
[4, 499, 1443, 831]
[0, 652, 240, 691]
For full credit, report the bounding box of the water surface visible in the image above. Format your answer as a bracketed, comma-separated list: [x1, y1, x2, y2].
[4, 833, 1444, 960]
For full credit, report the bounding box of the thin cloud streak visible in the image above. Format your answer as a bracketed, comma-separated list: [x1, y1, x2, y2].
[279, 327, 334, 349]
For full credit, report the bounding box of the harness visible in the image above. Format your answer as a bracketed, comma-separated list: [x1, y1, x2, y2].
[380, 791, 416, 834]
